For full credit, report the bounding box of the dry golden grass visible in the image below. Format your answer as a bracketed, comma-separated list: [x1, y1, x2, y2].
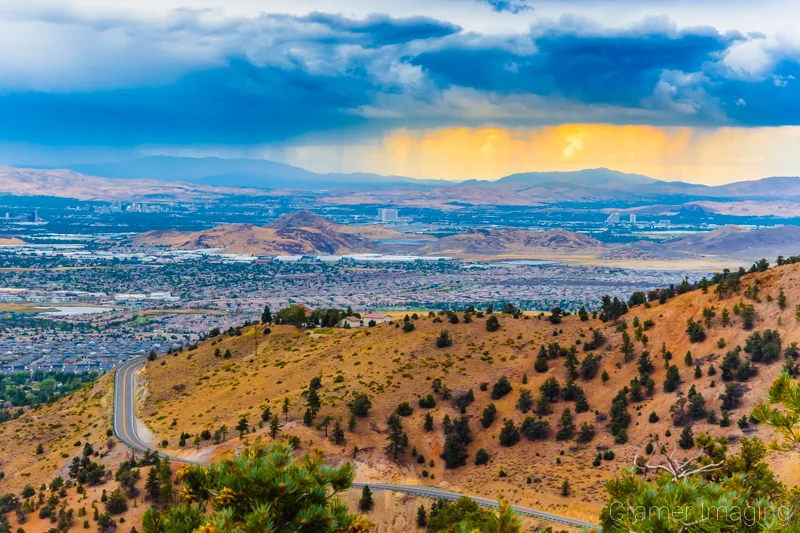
[3, 262, 799, 532]
[137, 262, 800, 524]
[0, 375, 127, 494]
[0, 304, 59, 313]
[5, 464, 157, 532]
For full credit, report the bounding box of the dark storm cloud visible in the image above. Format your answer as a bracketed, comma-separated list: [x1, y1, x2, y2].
[0, 5, 797, 147]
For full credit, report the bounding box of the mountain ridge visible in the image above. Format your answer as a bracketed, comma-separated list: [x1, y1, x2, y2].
[5, 160, 800, 205]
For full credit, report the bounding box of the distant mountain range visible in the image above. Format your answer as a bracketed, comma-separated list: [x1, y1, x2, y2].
[26, 156, 446, 190]
[7, 157, 800, 205]
[0, 164, 271, 202]
[463, 167, 658, 188]
[7, 156, 703, 192]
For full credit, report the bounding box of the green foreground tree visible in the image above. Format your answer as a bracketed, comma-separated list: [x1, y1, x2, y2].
[752, 372, 800, 449]
[142, 440, 371, 533]
[601, 436, 794, 533]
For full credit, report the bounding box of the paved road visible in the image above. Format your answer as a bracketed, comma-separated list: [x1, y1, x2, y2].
[113, 357, 601, 531]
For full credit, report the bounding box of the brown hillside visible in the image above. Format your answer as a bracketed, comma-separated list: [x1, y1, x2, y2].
[135, 210, 408, 255]
[0, 235, 25, 245]
[0, 375, 126, 493]
[422, 227, 608, 257]
[136, 261, 800, 524]
[663, 224, 800, 260]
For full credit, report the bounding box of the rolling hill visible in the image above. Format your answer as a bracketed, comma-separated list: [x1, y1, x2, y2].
[421, 228, 607, 256]
[143, 210, 793, 263]
[661, 225, 800, 260]
[135, 210, 406, 255]
[135, 210, 639, 260]
[3, 259, 800, 531]
[128, 261, 800, 525]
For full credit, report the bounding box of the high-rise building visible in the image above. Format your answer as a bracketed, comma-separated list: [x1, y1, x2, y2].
[379, 208, 399, 222]
[605, 212, 620, 224]
[28, 211, 40, 223]
[629, 213, 637, 224]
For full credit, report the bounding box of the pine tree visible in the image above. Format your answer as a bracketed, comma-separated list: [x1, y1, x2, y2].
[564, 346, 579, 380]
[359, 485, 374, 511]
[536, 394, 552, 416]
[261, 305, 272, 323]
[516, 389, 533, 413]
[332, 420, 345, 445]
[423, 412, 434, 431]
[498, 419, 520, 447]
[269, 415, 280, 439]
[561, 479, 571, 496]
[385, 413, 407, 460]
[636, 351, 654, 376]
[555, 408, 575, 441]
[601, 370, 610, 384]
[576, 422, 595, 443]
[620, 331, 634, 363]
[778, 289, 787, 309]
[236, 416, 249, 438]
[318, 415, 333, 436]
[416, 505, 427, 527]
[679, 425, 695, 449]
[144, 465, 160, 503]
[534, 346, 549, 373]
[143, 441, 368, 531]
[306, 389, 321, 418]
[574, 390, 589, 413]
[664, 365, 680, 392]
[159, 459, 173, 507]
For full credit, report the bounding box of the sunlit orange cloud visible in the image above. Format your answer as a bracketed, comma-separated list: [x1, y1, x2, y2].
[282, 124, 800, 185]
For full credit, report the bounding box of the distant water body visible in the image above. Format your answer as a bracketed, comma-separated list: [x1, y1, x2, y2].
[43, 306, 115, 316]
[498, 260, 558, 266]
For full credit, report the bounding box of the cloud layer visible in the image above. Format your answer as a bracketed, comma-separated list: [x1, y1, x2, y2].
[0, 1, 798, 175]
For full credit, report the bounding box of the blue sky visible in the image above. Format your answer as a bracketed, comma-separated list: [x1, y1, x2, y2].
[1, 0, 799, 182]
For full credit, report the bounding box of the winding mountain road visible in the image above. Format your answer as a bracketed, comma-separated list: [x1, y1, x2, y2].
[113, 357, 601, 531]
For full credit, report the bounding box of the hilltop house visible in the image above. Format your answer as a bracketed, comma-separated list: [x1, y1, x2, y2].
[339, 313, 392, 328]
[340, 316, 362, 328]
[362, 313, 392, 325]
